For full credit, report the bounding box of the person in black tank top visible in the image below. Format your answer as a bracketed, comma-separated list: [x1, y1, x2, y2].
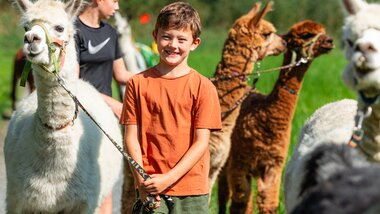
[74, 0, 133, 213]
[74, 0, 133, 120]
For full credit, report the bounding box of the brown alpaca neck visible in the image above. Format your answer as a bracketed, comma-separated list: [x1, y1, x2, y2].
[273, 51, 311, 98]
[213, 38, 257, 113]
[265, 51, 312, 121]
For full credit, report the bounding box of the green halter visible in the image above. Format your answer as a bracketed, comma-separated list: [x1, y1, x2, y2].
[20, 20, 66, 86]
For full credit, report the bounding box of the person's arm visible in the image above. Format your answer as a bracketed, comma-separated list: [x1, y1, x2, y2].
[124, 124, 145, 186]
[143, 128, 211, 194]
[75, 63, 80, 78]
[124, 124, 161, 207]
[113, 58, 134, 85]
[100, 93, 123, 119]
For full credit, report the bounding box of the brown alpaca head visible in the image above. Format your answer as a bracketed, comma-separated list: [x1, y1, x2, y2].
[283, 20, 334, 59]
[226, 1, 286, 61]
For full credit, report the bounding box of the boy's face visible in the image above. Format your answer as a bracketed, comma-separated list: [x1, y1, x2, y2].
[153, 27, 200, 67]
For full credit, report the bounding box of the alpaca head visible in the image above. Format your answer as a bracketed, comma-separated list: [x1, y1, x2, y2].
[340, 0, 380, 105]
[282, 20, 334, 60]
[13, 0, 82, 75]
[114, 11, 132, 38]
[227, 1, 286, 61]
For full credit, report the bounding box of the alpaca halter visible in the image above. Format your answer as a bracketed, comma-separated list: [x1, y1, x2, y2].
[216, 37, 314, 117]
[20, 20, 68, 87]
[300, 33, 323, 60]
[31, 20, 67, 74]
[29, 20, 159, 212]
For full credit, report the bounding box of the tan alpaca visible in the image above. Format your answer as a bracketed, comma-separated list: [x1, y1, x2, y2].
[208, 2, 286, 194]
[219, 20, 334, 214]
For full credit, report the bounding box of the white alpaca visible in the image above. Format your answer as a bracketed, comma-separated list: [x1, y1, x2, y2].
[4, 0, 123, 213]
[284, 0, 380, 212]
[114, 11, 147, 74]
[114, 12, 146, 100]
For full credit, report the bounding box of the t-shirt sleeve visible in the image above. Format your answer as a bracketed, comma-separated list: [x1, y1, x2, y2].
[74, 30, 81, 63]
[120, 79, 137, 125]
[194, 80, 222, 131]
[114, 28, 123, 60]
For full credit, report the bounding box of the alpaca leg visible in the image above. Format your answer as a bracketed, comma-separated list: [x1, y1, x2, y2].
[121, 159, 136, 214]
[217, 166, 230, 214]
[209, 134, 231, 193]
[228, 168, 253, 214]
[256, 166, 283, 214]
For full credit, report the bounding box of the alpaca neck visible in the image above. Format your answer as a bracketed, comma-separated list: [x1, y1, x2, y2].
[119, 34, 140, 73]
[213, 37, 257, 114]
[275, 51, 311, 96]
[361, 103, 380, 161]
[33, 41, 78, 130]
[267, 51, 312, 121]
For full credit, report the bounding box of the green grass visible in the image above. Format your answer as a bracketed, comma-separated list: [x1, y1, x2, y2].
[0, 6, 356, 214]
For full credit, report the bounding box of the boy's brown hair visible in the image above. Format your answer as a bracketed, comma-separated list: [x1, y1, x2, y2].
[154, 2, 201, 39]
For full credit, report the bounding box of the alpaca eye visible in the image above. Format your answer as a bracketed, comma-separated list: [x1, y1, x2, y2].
[263, 33, 271, 39]
[301, 33, 314, 40]
[55, 25, 64, 33]
[24, 25, 30, 32]
[346, 39, 354, 47]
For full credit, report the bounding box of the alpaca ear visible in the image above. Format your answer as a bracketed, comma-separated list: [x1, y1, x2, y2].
[247, 2, 261, 18]
[65, 0, 83, 18]
[342, 0, 367, 15]
[12, 0, 33, 13]
[250, 1, 273, 28]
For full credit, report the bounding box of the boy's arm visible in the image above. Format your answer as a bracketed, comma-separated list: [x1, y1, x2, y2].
[124, 124, 145, 186]
[125, 124, 162, 207]
[143, 128, 211, 194]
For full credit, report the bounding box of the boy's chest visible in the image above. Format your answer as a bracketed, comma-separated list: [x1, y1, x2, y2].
[141, 79, 198, 115]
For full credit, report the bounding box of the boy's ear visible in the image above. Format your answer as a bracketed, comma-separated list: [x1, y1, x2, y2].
[152, 30, 157, 40]
[190, 37, 201, 51]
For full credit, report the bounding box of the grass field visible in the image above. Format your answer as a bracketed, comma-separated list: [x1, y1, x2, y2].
[0, 5, 355, 214]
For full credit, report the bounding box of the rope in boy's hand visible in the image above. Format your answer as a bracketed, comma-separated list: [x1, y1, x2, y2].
[142, 194, 159, 211]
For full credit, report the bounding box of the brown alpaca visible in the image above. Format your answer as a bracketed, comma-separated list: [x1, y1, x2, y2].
[10, 48, 35, 110]
[208, 2, 286, 195]
[219, 20, 334, 214]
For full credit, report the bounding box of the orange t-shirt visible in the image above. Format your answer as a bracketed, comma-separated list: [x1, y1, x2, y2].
[120, 67, 222, 196]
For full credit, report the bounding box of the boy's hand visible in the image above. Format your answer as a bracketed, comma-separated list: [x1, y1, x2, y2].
[143, 173, 173, 195]
[138, 185, 161, 209]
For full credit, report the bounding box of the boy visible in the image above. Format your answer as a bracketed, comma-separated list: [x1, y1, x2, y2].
[120, 2, 222, 213]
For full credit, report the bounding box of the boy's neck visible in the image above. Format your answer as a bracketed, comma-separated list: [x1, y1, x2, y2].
[155, 63, 192, 78]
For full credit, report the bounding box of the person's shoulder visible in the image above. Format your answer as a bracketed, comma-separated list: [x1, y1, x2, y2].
[191, 69, 215, 88]
[129, 68, 156, 81]
[102, 21, 117, 31]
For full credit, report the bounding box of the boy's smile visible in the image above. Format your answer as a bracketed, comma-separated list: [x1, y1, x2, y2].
[154, 27, 200, 70]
